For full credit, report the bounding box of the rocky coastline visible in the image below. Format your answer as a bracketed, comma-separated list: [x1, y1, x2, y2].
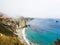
[0, 13, 34, 45]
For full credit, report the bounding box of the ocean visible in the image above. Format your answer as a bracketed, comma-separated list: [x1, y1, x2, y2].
[25, 19, 60, 45]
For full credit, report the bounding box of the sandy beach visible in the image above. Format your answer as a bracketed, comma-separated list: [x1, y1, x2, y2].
[22, 28, 30, 45]
[16, 28, 31, 45]
[22, 28, 38, 45]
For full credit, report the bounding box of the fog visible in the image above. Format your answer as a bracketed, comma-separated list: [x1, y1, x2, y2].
[0, 0, 60, 18]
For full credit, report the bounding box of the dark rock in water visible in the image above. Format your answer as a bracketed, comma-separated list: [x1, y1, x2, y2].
[56, 21, 59, 23]
[54, 39, 60, 45]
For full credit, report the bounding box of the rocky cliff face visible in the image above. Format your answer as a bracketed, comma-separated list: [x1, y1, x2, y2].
[17, 16, 33, 28]
[0, 14, 34, 45]
[0, 15, 25, 45]
[18, 16, 26, 28]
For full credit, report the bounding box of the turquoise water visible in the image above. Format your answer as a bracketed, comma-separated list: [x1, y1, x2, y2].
[25, 19, 60, 45]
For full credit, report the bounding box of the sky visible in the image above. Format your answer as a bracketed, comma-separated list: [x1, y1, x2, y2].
[0, 0, 60, 18]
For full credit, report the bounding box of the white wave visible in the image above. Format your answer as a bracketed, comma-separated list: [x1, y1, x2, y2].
[16, 28, 31, 45]
[22, 28, 30, 45]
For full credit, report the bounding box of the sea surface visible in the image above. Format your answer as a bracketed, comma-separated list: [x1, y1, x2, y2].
[25, 19, 60, 45]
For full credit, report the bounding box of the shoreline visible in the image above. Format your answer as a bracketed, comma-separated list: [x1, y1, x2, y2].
[16, 28, 31, 45]
[16, 28, 38, 45]
[22, 28, 38, 45]
[22, 28, 31, 45]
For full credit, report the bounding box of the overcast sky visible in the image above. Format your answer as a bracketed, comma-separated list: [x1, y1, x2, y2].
[0, 0, 60, 18]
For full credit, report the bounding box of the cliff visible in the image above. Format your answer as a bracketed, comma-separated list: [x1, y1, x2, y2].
[0, 14, 33, 45]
